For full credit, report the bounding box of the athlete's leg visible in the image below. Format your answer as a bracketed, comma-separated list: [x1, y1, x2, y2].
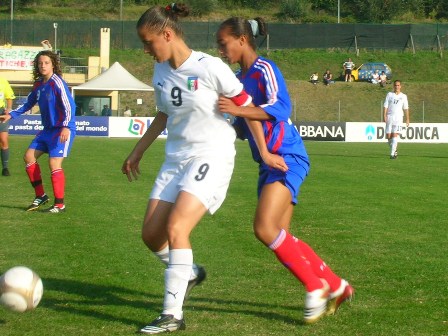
[142, 198, 173, 252]
[24, 148, 46, 197]
[161, 191, 207, 319]
[255, 182, 323, 292]
[0, 131, 9, 171]
[390, 133, 399, 156]
[49, 157, 65, 208]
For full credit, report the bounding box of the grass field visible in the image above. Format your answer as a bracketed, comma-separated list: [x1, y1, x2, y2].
[1, 136, 447, 336]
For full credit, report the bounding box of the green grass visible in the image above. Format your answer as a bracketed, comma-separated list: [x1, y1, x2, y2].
[1, 136, 447, 335]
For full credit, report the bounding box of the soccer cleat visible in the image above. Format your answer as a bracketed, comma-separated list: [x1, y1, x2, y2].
[139, 314, 186, 334]
[327, 279, 354, 315]
[2, 168, 10, 176]
[45, 205, 66, 213]
[394, 151, 398, 158]
[184, 265, 206, 301]
[303, 280, 330, 324]
[26, 194, 49, 211]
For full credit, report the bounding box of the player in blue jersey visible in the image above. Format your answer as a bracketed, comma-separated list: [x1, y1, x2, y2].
[217, 17, 353, 324]
[0, 50, 76, 213]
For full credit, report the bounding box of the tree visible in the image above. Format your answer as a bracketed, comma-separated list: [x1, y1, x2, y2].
[351, 0, 403, 23]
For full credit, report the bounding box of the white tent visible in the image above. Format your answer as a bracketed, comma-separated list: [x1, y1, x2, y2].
[72, 62, 154, 93]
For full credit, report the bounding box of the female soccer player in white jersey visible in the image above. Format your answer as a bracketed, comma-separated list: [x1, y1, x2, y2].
[0, 50, 76, 213]
[383, 80, 410, 159]
[216, 17, 354, 324]
[121, 3, 252, 334]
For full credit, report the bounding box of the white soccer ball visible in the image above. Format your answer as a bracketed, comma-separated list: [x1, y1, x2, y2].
[0, 266, 43, 312]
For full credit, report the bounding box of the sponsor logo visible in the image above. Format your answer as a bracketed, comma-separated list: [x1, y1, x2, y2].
[365, 125, 440, 141]
[128, 118, 146, 136]
[298, 123, 345, 140]
[365, 124, 375, 140]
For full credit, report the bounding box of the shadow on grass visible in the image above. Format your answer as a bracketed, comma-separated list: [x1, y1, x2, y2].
[42, 277, 160, 327]
[42, 277, 304, 327]
[185, 295, 305, 326]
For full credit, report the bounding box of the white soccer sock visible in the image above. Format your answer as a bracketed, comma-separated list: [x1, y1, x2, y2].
[391, 137, 398, 155]
[153, 246, 198, 280]
[154, 245, 170, 265]
[162, 249, 193, 320]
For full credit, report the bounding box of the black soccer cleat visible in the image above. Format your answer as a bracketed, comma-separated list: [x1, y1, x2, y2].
[139, 314, 186, 334]
[45, 205, 66, 213]
[2, 168, 10, 176]
[184, 265, 206, 301]
[26, 194, 49, 211]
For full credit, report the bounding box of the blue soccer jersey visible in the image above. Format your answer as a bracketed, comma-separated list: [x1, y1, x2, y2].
[234, 57, 308, 164]
[233, 57, 310, 203]
[9, 74, 76, 131]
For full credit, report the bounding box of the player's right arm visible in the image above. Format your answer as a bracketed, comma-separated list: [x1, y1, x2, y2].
[7, 86, 38, 120]
[122, 112, 168, 182]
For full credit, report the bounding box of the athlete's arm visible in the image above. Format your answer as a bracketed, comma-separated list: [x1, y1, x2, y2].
[8, 87, 38, 119]
[122, 112, 168, 182]
[404, 109, 410, 126]
[245, 119, 288, 172]
[218, 97, 272, 120]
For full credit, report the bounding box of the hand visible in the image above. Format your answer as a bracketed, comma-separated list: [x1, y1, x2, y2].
[0, 114, 11, 123]
[218, 96, 239, 116]
[59, 127, 70, 143]
[261, 152, 288, 172]
[121, 151, 143, 182]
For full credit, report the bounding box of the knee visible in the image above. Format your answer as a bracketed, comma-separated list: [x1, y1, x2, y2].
[23, 151, 35, 164]
[253, 220, 275, 246]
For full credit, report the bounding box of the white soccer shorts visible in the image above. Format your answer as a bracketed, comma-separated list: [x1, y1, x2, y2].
[150, 154, 235, 215]
[385, 116, 404, 135]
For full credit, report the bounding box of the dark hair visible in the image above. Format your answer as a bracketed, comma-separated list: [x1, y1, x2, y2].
[33, 50, 62, 81]
[136, 3, 190, 37]
[219, 17, 267, 50]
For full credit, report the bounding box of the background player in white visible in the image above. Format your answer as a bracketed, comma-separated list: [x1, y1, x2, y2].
[121, 3, 253, 334]
[383, 80, 409, 159]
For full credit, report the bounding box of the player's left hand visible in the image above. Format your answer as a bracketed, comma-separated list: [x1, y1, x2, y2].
[261, 152, 288, 172]
[218, 96, 239, 116]
[59, 127, 70, 143]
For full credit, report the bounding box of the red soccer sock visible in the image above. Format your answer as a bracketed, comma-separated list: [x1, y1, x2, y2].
[297, 240, 342, 292]
[26, 162, 45, 197]
[270, 229, 323, 292]
[51, 168, 65, 208]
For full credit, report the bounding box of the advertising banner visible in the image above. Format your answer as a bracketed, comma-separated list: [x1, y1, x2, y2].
[109, 117, 167, 138]
[345, 122, 448, 143]
[0, 47, 41, 70]
[296, 122, 346, 141]
[8, 115, 109, 137]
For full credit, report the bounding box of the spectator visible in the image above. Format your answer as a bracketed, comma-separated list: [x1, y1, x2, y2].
[123, 106, 132, 117]
[101, 104, 112, 116]
[309, 72, 319, 85]
[343, 58, 355, 82]
[379, 71, 387, 87]
[323, 69, 334, 85]
[371, 70, 380, 84]
[41, 40, 52, 50]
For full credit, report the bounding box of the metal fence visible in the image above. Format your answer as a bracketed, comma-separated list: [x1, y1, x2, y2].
[1, 20, 447, 51]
